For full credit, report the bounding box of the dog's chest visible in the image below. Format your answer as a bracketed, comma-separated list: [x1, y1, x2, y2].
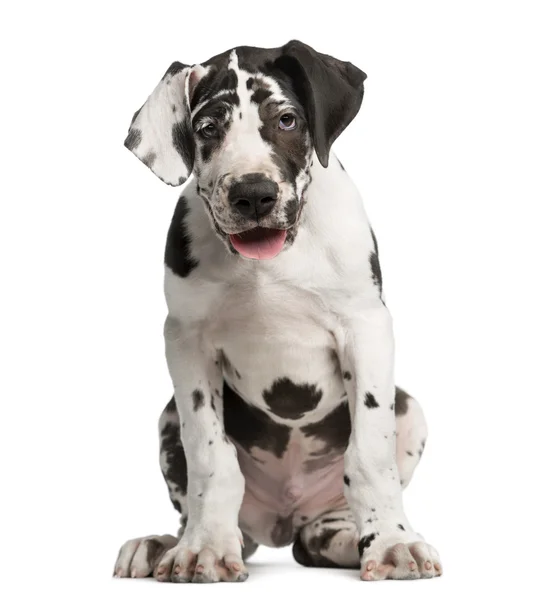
[204, 278, 350, 546]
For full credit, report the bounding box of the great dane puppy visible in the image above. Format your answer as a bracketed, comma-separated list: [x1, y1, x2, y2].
[114, 40, 441, 583]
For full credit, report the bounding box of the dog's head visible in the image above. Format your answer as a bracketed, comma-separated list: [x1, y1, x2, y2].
[125, 41, 366, 259]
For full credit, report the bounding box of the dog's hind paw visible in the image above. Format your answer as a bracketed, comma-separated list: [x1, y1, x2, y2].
[113, 534, 178, 578]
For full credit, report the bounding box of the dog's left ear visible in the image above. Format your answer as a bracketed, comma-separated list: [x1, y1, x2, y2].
[276, 40, 367, 168]
[124, 62, 206, 186]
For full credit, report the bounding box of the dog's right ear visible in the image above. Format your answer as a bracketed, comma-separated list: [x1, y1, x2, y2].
[124, 62, 206, 186]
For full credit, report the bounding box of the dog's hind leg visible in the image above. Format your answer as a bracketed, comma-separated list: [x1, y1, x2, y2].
[394, 388, 428, 489]
[113, 398, 187, 579]
[114, 397, 258, 579]
[292, 389, 432, 571]
[159, 397, 189, 531]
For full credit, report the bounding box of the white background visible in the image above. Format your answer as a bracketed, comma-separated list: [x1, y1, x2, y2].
[2, 1, 538, 598]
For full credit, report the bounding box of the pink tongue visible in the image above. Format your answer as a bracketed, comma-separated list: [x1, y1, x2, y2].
[230, 228, 287, 259]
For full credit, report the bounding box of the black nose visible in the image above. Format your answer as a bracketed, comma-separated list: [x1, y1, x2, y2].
[228, 174, 278, 220]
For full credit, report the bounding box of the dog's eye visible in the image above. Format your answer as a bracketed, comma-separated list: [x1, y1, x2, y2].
[199, 123, 218, 139]
[279, 114, 296, 131]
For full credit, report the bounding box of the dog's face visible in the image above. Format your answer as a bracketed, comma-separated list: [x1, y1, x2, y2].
[125, 41, 366, 259]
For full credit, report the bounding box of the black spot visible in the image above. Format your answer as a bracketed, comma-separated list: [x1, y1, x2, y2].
[309, 528, 339, 553]
[284, 196, 300, 227]
[192, 389, 204, 411]
[343, 371, 352, 381]
[369, 252, 382, 292]
[301, 401, 351, 455]
[270, 514, 295, 547]
[358, 533, 377, 558]
[171, 104, 176, 113]
[223, 382, 291, 458]
[171, 120, 194, 173]
[406, 450, 413, 457]
[164, 397, 176, 414]
[395, 387, 410, 416]
[165, 196, 199, 278]
[344, 474, 350, 486]
[251, 87, 272, 104]
[389, 403, 394, 411]
[364, 392, 379, 409]
[145, 539, 165, 567]
[160, 415, 187, 497]
[246, 77, 255, 89]
[142, 151, 157, 168]
[198, 492, 203, 497]
[124, 128, 142, 151]
[210, 395, 216, 412]
[397, 524, 405, 531]
[262, 377, 323, 420]
[320, 517, 343, 524]
[209, 440, 213, 445]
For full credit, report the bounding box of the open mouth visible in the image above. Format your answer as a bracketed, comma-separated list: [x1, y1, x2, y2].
[229, 227, 287, 260]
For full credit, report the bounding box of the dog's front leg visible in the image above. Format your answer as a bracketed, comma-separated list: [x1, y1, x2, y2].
[158, 315, 247, 583]
[341, 304, 442, 581]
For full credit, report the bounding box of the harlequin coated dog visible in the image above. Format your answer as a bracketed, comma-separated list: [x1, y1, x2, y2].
[113, 40, 442, 583]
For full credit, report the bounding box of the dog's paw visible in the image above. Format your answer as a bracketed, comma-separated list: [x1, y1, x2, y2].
[155, 526, 248, 583]
[113, 534, 178, 578]
[359, 533, 442, 581]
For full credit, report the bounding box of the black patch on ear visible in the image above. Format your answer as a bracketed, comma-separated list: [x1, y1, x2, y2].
[364, 392, 379, 408]
[262, 377, 323, 420]
[125, 128, 142, 151]
[223, 382, 291, 458]
[165, 196, 199, 278]
[192, 389, 204, 411]
[172, 121, 195, 175]
[395, 387, 410, 416]
[275, 40, 367, 167]
[301, 401, 351, 454]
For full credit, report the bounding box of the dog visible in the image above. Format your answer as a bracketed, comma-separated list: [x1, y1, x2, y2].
[113, 40, 441, 583]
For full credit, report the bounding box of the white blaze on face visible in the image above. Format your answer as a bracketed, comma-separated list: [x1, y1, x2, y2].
[216, 54, 279, 182]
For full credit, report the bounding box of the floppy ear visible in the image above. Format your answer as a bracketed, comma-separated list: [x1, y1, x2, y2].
[276, 40, 367, 168]
[124, 62, 206, 186]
